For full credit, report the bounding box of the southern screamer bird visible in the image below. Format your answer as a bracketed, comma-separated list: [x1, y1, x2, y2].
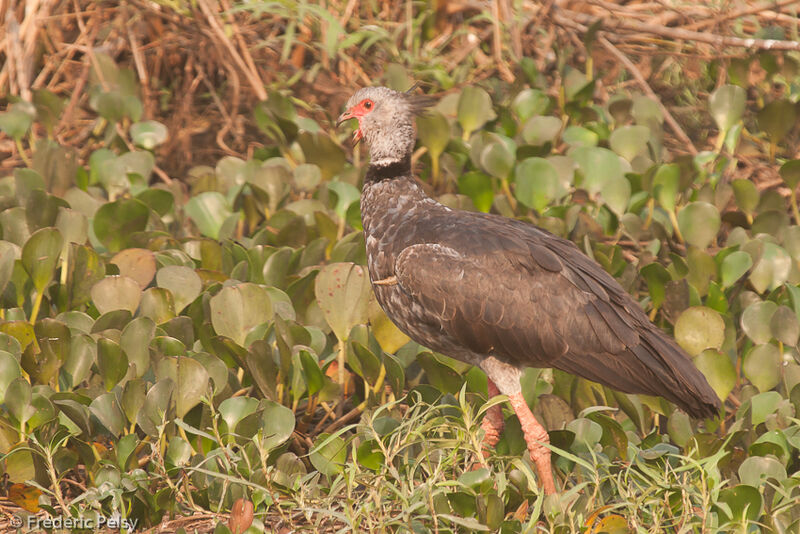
[337, 86, 721, 495]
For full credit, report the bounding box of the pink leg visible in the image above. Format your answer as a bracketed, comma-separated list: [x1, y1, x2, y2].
[481, 379, 505, 450]
[508, 392, 556, 495]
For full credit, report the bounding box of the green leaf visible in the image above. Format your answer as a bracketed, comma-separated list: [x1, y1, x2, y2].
[260, 400, 295, 451]
[209, 283, 273, 347]
[779, 159, 800, 189]
[521, 116, 562, 146]
[674, 306, 725, 356]
[130, 120, 168, 149]
[694, 349, 735, 402]
[609, 125, 650, 161]
[569, 146, 624, 194]
[185, 192, 233, 240]
[602, 177, 631, 216]
[731, 179, 759, 215]
[709, 85, 746, 132]
[155, 357, 209, 417]
[457, 172, 493, 213]
[0, 351, 22, 404]
[298, 349, 324, 397]
[677, 202, 720, 249]
[515, 157, 559, 212]
[717, 485, 762, 523]
[156, 266, 202, 312]
[314, 263, 371, 341]
[512, 89, 551, 122]
[93, 198, 150, 252]
[771, 305, 799, 346]
[89, 392, 125, 436]
[720, 250, 752, 288]
[738, 455, 786, 487]
[91, 276, 142, 315]
[757, 99, 796, 143]
[743, 344, 781, 392]
[309, 432, 347, 476]
[21, 227, 63, 292]
[652, 163, 680, 212]
[457, 87, 496, 139]
[741, 300, 777, 344]
[480, 141, 514, 179]
[97, 338, 128, 391]
[749, 242, 791, 293]
[417, 112, 450, 161]
[0, 102, 35, 139]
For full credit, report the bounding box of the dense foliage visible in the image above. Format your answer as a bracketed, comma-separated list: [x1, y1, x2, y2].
[2, 1, 800, 533]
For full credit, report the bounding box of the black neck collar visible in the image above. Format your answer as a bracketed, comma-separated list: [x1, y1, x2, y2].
[365, 155, 411, 183]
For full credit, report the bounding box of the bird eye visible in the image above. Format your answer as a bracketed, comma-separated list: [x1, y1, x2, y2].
[363, 100, 373, 110]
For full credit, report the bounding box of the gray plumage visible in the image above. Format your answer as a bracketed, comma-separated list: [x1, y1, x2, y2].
[342, 87, 721, 419]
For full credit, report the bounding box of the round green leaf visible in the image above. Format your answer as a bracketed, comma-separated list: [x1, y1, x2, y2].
[757, 99, 796, 143]
[674, 306, 725, 356]
[741, 300, 778, 344]
[677, 202, 720, 249]
[185, 192, 232, 240]
[601, 177, 631, 216]
[155, 356, 209, 418]
[738, 455, 786, 487]
[694, 349, 736, 402]
[89, 391, 125, 437]
[512, 88, 551, 122]
[457, 87, 496, 139]
[709, 84, 746, 132]
[130, 120, 168, 149]
[561, 125, 598, 148]
[309, 432, 347, 476]
[457, 172, 493, 213]
[417, 112, 450, 160]
[480, 141, 514, 179]
[731, 179, 759, 215]
[609, 125, 650, 161]
[156, 265, 202, 312]
[91, 276, 142, 315]
[93, 198, 150, 252]
[521, 116, 562, 146]
[652, 163, 680, 212]
[720, 250, 752, 288]
[209, 283, 273, 347]
[717, 485, 762, 523]
[260, 400, 296, 451]
[97, 338, 128, 391]
[770, 305, 799, 346]
[515, 157, 559, 212]
[314, 263, 371, 341]
[569, 146, 624, 194]
[749, 242, 791, 293]
[779, 159, 800, 189]
[0, 350, 22, 404]
[743, 343, 781, 392]
[21, 227, 63, 292]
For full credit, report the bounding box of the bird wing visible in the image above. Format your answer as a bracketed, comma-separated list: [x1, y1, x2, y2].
[392, 227, 643, 367]
[391, 213, 720, 418]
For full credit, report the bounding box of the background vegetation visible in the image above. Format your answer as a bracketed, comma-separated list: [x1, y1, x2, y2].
[1, 0, 800, 532]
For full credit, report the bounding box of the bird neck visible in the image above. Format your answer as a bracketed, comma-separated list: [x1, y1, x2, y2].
[365, 154, 412, 184]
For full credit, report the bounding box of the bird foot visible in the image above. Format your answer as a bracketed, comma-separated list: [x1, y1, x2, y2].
[373, 275, 398, 286]
[480, 379, 505, 452]
[508, 391, 557, 495]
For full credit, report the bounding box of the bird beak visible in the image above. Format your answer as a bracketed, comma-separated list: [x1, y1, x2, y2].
[337, 107, 363, 145]
[336, 108, 355, 127]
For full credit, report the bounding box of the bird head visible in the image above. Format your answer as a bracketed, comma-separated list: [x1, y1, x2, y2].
[337, 86, 434, 165]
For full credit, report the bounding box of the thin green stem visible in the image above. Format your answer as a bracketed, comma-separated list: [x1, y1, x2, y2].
[15, 137, 32, 167]
[29, 289, 44, 324]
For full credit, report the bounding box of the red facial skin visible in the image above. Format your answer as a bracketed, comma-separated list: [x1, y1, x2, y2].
[337, 98, 375, 143]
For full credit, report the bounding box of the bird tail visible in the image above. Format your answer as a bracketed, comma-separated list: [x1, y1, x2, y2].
[635, 328, 721, 419]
